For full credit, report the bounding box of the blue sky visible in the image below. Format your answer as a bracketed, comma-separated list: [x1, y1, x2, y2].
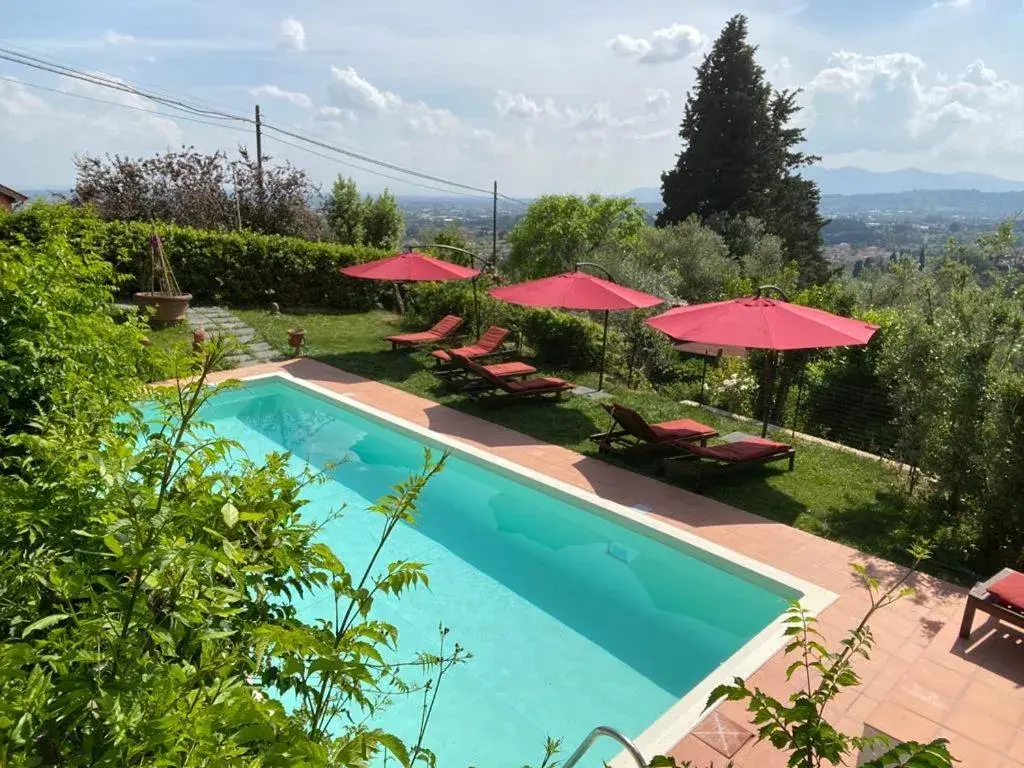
[2, 0, 1023, 195]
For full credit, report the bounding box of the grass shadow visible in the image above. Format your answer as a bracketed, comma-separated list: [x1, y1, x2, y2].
[316, 350, 428, 387]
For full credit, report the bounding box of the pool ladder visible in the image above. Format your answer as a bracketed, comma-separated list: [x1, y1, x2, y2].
[562, 726, 647, 768]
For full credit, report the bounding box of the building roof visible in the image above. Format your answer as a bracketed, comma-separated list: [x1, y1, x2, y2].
[0, 184, 28, 203]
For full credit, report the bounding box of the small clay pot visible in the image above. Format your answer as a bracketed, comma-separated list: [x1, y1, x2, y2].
[287, 328, 306, 356]
[192, 326, 207, 352]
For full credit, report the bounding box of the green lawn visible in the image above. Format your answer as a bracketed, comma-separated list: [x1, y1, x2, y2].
[236, 309, 931, 577]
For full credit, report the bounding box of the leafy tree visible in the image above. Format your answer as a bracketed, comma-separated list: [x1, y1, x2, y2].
[72, 146, 324, 240]
[231, 146, 326, 240]
[362, 188, 405, 251]
[657, 14, 827, 284]
[506, 194, 647, 278]
[634, 216, 735, 302]
[323, 175, 365, 245]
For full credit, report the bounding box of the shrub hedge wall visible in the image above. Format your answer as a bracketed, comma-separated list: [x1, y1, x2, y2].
[0, 203, 389, 311]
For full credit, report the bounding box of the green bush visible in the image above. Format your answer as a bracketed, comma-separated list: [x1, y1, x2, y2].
[519, 308, 610, 370]
[0, 203, 389, 311]
[0, 205, 151, 443]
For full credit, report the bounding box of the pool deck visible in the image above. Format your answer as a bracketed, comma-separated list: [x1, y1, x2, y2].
[207, 359, 1024, 767]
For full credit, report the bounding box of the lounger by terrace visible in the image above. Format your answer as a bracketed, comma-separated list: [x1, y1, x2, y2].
[430, 325, 511, 368]
[664, 435, 795, 489]
[960, 567, 1024, 639]
[442, 356, 538, 391]
[452, 353, 574, 401]
[590, 402, 718, 455]
[385, 315, 464, 351]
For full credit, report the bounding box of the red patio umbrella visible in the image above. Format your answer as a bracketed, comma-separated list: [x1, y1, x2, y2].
[646, 286, 880, 435]
[340, 251, 482, 333]
[340, 251, 480, 281]
[489, 266, 663, 390]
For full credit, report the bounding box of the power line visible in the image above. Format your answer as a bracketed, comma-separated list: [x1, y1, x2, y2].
[0, 44, 509, 200]
[262, 132, 496, 200]
[0, 75, 246, 132]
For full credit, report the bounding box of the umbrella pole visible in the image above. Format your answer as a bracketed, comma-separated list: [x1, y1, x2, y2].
[599, 309, 609, 391]
[699, 355, 708, 403]
[472, 276, 481, 338]
[761, 350, 773, 438]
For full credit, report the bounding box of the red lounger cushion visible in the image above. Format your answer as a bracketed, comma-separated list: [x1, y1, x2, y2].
[431, 344, 488, 362]
[389, 331, 443, 343]
[649, 418, 718, 441]
[688, 436, 791, 463]
[507, 377, 570, 392]
[485, 362, 537, 378]
[989, 571, 1024, 611]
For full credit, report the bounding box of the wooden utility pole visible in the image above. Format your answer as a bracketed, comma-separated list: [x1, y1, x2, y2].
[492, 180, 498, 266]
[255, 104, 264, 212]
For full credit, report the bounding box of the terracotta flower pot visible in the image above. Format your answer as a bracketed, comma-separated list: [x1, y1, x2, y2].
[287, 328, 306, 357]
[134, 292, 193, 327]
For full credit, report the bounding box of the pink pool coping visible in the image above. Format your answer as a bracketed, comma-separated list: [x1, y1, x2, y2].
[202, 359, 1024, 767]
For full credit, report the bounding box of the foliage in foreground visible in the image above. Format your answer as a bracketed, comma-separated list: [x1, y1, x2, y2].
[705, 544, 954, 768]
[0, 341, 472, 767]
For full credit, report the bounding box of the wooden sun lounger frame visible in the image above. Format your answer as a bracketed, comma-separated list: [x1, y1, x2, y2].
[453, 354, 573, 402]
[589, 404, 718, 456]
[662, 440, 796, 491]
[386, 316, 464, 351]
[441, 360, 538, 391]
[959, 567, 1024, 639]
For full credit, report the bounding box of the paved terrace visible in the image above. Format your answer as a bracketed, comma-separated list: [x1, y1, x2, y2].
[206, 358, 1024, 767]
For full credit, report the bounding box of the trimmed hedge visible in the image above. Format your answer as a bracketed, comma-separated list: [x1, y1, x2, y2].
[0, 203, 389, 311]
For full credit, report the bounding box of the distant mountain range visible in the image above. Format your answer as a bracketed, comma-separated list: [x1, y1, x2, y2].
[627, 166, 1024, 203]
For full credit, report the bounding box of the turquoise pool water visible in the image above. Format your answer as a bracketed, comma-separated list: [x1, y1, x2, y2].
[200, 378, 798, 766]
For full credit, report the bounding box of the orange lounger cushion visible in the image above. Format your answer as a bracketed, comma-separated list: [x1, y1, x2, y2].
[687, 436, 792, 463]
[389, 331, 444, 343]
[989, 571, 1024, 611]
[507, 377, 570, 393]
[485, 362, 537, 378]
[649, 418, 719, 441]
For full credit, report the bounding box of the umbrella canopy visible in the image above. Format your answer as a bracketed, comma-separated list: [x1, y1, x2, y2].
[340, 251, 480, 282]
[646, 296, 879, 351]
[489, 271, 662, 311]
[490, 270, 662, 391]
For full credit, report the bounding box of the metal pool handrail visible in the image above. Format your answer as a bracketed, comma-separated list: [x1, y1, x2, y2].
[562, 726, 647, 768]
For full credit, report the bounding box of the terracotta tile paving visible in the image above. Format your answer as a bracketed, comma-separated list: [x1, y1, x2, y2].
[207, 360, 1024, 766]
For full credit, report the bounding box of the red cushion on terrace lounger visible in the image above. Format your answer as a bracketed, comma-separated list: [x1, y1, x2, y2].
[988, 571, 1024, 610]
[387, 315, 463, 344]
[686, 436, 792, 463]
[484, 361, 537, 377]
[649, 418, 720, 441]
[507, 376, 570, 392]
[431, 326, 509, 361]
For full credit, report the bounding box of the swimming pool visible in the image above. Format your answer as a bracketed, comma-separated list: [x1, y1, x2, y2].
[200, 374, 832, 765]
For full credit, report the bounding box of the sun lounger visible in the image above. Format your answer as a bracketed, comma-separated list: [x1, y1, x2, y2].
[590, 402, 718, 454]
[385, 315, 463, 351]
[664, 434, 795, 489]
[959, 567, 1024, 639]
[453, 353, 574, 401]
[443, 359, 538, 390]
[431, 326, 510, 366]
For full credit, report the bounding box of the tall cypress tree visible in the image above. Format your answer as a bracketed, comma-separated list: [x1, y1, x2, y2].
[657, 14, 828, 284]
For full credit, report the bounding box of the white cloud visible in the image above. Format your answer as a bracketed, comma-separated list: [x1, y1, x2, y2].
[250, 84, 312, 108]
[494, 91, 559, 119]
[277, 18, 306, 52]
[629, 127, 674, 142]
[607, 23, 705, 65]
[102, 30, 136, 46]
[329, 66, 402, 112]
[932, 0, 971, 7]
[328, 66, 459, 137]
[317, 106, 357, 122]
[804, 52, 1024, 165]
[644, 88, 672, 116]
[0, 78, 48, 117]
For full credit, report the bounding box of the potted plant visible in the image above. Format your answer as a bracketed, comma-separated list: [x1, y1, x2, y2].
[134, 231, 192, 326]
